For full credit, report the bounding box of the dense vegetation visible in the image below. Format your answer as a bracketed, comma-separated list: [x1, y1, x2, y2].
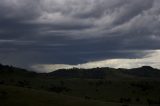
[0, 63, 160, 106]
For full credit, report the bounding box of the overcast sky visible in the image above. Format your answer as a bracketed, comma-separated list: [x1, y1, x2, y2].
[0, 0, 160, 72]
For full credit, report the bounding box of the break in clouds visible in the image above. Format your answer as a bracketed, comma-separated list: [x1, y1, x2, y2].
[0, 0, 160, 72]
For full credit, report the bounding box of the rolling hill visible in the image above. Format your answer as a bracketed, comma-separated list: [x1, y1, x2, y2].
[1, 63, 160, 106]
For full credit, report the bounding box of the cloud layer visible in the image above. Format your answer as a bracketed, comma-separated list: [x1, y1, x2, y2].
[0, 0, 160, 72]
[0, 0, 159, 38]
[32, 50, 160, 73]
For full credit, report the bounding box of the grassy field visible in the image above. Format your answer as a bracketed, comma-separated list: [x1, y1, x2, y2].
[0, 65, 160, 106]
[1, 77, 160, 106]
[0, 85, 151, 106]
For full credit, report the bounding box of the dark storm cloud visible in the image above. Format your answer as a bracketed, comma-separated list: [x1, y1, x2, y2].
[0, 0, 160, 71]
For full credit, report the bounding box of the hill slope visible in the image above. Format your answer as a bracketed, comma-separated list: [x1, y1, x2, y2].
[1, 64, 160, 106]
[1, 85, 122, 106]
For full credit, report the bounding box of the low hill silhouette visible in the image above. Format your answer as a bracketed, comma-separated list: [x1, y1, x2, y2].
[1, 63, 160, 79]
[49, 66, 160, 79]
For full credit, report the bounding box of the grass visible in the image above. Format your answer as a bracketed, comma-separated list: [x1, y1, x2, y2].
[0, 85, 128, 106]
[0, 65, 160, 106]
[1, 78, 160, 106]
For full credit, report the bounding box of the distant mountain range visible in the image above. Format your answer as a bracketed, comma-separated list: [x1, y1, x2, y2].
[1, 63, 160, 79]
